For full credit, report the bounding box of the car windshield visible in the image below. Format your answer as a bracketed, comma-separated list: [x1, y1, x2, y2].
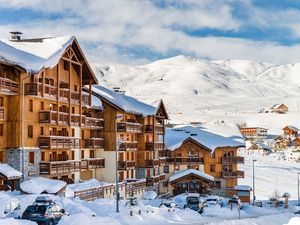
[25, 205, 47, 213]
[206, 199, 217, 202]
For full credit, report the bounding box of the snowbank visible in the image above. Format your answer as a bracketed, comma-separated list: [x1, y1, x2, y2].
[0, 218, 35, 225]
[20, 177, 66, 194]
[285, 217, 300, 225]
[0, 164, 22, 179]
[143, 191, 157, 200]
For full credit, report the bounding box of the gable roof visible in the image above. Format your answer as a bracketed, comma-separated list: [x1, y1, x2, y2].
[166, 124, 244, 153]
[0, 36, 97, 84]
[92, 85, 168, 118]
[283, 126, 299, 131]
[0, 163, 22, 180]
[270, 103, 288, 110]
[169, 169, 214, 183]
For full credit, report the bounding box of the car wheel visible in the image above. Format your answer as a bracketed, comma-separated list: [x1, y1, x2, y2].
[48, 220, 54, 225]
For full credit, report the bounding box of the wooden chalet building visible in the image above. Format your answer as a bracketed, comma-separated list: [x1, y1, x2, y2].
[239, 127, 268, 140]
[0, 33, 105, 183]
[269, 104, 288, 114]
[283, 126, 299, 138]
[163, 126, 245, 197]
[91, 86, 168, 190]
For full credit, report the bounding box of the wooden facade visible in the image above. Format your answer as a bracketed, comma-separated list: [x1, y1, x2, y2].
[0, 37, 105, 183]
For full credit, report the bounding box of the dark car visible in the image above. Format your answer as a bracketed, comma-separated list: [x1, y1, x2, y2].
[22, 196, 65, 225]
[184, 195, 204, 214]
[228, 195, 243, 210]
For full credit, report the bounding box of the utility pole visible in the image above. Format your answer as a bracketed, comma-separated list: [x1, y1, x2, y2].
[115, 115, 123, 213]
[252, 159, 257, 205]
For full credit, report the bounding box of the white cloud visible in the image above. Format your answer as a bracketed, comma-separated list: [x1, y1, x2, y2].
[0, 0, 300, 65]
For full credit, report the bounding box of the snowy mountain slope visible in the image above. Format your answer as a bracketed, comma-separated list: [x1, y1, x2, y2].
[92, 55, 300, 134]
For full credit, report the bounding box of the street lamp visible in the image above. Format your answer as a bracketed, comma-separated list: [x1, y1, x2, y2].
[297, 172, 300, 206]
[252, 159, 257, 205]
[115, 115, 123, 213]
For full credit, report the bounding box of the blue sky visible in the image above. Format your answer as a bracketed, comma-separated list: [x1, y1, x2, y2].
[1, 0, 300, 64]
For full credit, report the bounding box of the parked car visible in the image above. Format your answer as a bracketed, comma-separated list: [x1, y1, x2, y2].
[204, 196, 223, 207]
[160, 200, 178, 209]
[228, 195, 243, 210]
[184, 195, 205, 214]
[0, 196, 21, 219]
[22, 196, 65, 225]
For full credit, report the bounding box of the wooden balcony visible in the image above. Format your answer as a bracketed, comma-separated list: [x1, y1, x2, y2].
[145, 125, 164, 134]
[221, 156, 244, 164]
[39, 111, 81, 126]
[39, 136, 80, 149]
[25, 82, 56, 99]
[159, 158, 167, 165]
[0, 107, 4, 120]
[118, 160, 136, 170]
[84, 138, 104, 149]
[40, 160, 81, 176]
[145, 142, 164, 151]
[0, 77, 18, 95]
[81, 158, 105, 170]
[146, 174, 166, 186]
[40, 158, 105, 176]
[222, 170, 244, 178]
[117, 122, 142, 133]
[145, 159, 160, 168]
[119, 142, 138, 151]
[85, 117, 104, 129]
[166, 157, 204, 164]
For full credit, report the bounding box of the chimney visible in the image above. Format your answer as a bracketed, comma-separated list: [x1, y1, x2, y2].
[10, 31, 23, 41]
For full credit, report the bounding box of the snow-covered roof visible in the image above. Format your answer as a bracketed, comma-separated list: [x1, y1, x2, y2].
[92, 85, 166, 117]
[67, 179, 111, 193]
[270, 103, 287, 109]
[234, 185, 252, 191]
[0, 163, 22, 179]
[166, 124, 244, 153]
[283, 126, 299, 131]
[20, 177, 66, 194]
[0, 36, 75, 73]
[169, 169, 214, 182]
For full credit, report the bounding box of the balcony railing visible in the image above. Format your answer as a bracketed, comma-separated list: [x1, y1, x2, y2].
[146, 174, 166, 186]
[85, 117, 104, 129]
[118, 161, 136, 170]
[145, 159, 160, 168]
[117, 122, 142, 133]
[0, 107, 4, 120]
[145, 125, 164, 134]
[0, 77, 19, 95]
[222, 170, 244, 178]
[84, 138, 104, 149]
[166, 157, 204, 164]
[40, 158, 105, 176]
[81, 158, 105, 170]
[40, 160, 81, 176]
[39, 136, 80, 149]
[145, 142, 164, 151]
[119, 142, 138, 151]
[221, 156, 244, 164]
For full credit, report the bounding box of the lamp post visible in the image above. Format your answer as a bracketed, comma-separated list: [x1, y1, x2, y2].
[115, 115, 123, 213]
[252, 159, 257, 205]
[297, 172, 300, 206]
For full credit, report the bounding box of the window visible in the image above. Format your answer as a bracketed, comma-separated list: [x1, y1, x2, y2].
[40, 127, 44, 135]
[72, 129, 75, 137]
[90, 150, 95, 158]
[72, 107, 75, 114]
[29, 100, 33, 112]
[163, 165, 169, 173]
[41, 152, 45, 161]
[63, 60, 69, 71]
[40, 101, 44, 110]
[28, 125, 33, 138]
[29, 152, 34, 165]
[210, 165, 215, 172]
[81, 150, 84, 159]
[81, 131, 84, 140]
[0, 151, 3, 162]
[215, 181, 221, 189]
[0, 124, 3, 136]
[0, 97, 3, 107]
[74, 85, 77, 92]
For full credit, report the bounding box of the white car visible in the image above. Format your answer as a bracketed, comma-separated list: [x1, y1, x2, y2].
[204, 196, 223, 207]
[0, 196, 21, 219]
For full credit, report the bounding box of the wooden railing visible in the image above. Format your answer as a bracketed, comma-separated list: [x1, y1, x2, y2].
[0, 77, 18, 95]
[0, 107, 4, 120]
[119, 142, 138, 151]
[84, 138, 104, 149]
[166, 157, 204, 164]
[221, 156, 244, 164]
[39, 136, 80, 149]
[145, 142, 164, 151]
[145, 125, 164, 134]
[85, 117, 104, 129]
[118, 161, 136, 170]
[145, 159, 160, 168]
[146, 174, 166, 186]
[40, 158, 105, 176]
[222, 170, 244, 178]
[117, 122, 142, 133]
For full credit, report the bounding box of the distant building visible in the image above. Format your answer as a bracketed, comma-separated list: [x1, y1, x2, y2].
[272, 136, 291, 151]
[247, 143, 270, 154]
[239, 127, 268, 140]
[269, 104, 288, 114]
[283, 126, 299, 138]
